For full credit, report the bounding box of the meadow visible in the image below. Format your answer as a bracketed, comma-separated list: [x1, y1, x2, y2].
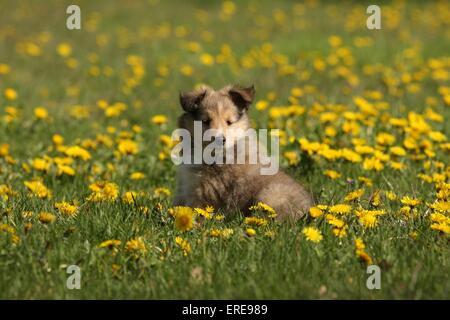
[0, 0, 449, 299]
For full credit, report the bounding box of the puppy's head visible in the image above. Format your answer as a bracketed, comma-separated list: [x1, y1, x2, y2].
[178, 85, 255, 147]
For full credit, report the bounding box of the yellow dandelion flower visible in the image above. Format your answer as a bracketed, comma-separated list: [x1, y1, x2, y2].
[344, 189, 365, 202]
[194, 207, 213, 219]
[428, 201, 450, 213]
[22, 211, 34, 219]
[370, 191, 382, 207]
[130, 172, 145, 180]
[329, 204, 352, 215]
[139, 206, 150, 215]
[98, 239, 121, 249]
[88, 182, 119, 202]
[111, 264, 121, 273]
[255, 100, 269, 111]
[399, 206, 412, 216]
[302, 227, 323, 243]
[31, 158, 51, 172]
[354, 238, 373, 265]
[430, 212, 450, 224]
[186, 41, 201, 53]
[245, 228, 257, 237]
[390, 146, 407, 157]
[359, 213, 378, 229]
[325, 214, 345, 228]
[34, 107, 49, 120]
[209, 229, 222, 238]
[354, 237, 365, 250]
[159, 134, 176, 148]
[55, 202, 78, 217]
[24, 180, 52, 199]
[357, 250, 373, 265]
[0, 184, 16, 201]
[264, 230, 276, 238]
[328, 35, 342, 47]
[409, 232, 418, 240]
[309, 206, 324, 218]
[151, 115, 168, 125]
[0, 63, 11, 74]
[57, 42, 72, 57]
[122, 191, 139, 204]
[153, 187, 171, 198]
[0, 223, 20, 244]
[38, 212, 56, 224]
[430, 223, 450, 234]
[180, 64, 194, 76]
[175, 236, 191, 256]
[64, 146, 91, 161]
[118, 139, 139, 155]
[323, 170, 341, 179]
[244, 217, 268, 227]
[376, 132, 396, 146]
[284, 151, 299, 165]
[400, 196, 421, 207]
[428, 131, 447, 142]
[385, 190, 397, 201]
[249, 202, 277, 217]
[332, 226, 348, 238]
[4, 88, 18, 101]
[358, 176, 373, 187]
[209, 228, 234, 239]
[363, 157, 384, 171]
[390, 161, 406, 170]
[125, 237, 147, 258]
[57, 164, 75, 176]
[214, 214, 225, 221]
[0, 144, 10, 157]
[24, 222, 32, 233]
[173, 206, 194, 232]
[52, 134, 64, 145]
[200, 53, 214, 66]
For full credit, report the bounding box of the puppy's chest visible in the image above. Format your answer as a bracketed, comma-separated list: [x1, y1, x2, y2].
[179, 165, 252, 206]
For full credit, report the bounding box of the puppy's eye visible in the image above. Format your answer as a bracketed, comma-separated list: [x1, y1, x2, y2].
[227, 120, 234, 126]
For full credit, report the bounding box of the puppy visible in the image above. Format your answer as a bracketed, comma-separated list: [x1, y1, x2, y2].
[173, 84, 313, 221]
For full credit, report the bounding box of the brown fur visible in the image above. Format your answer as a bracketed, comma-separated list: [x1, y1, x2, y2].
[174, 85, 313, 221]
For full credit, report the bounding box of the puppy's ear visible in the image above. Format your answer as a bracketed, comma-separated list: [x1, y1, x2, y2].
[229, 85, 255, 111]
[179, 89, 206, 113]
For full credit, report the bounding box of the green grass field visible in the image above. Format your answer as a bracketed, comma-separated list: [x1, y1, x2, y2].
[0, 0, 449, 299]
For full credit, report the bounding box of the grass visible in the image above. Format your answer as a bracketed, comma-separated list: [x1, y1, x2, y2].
[0, 0, 449, 299]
